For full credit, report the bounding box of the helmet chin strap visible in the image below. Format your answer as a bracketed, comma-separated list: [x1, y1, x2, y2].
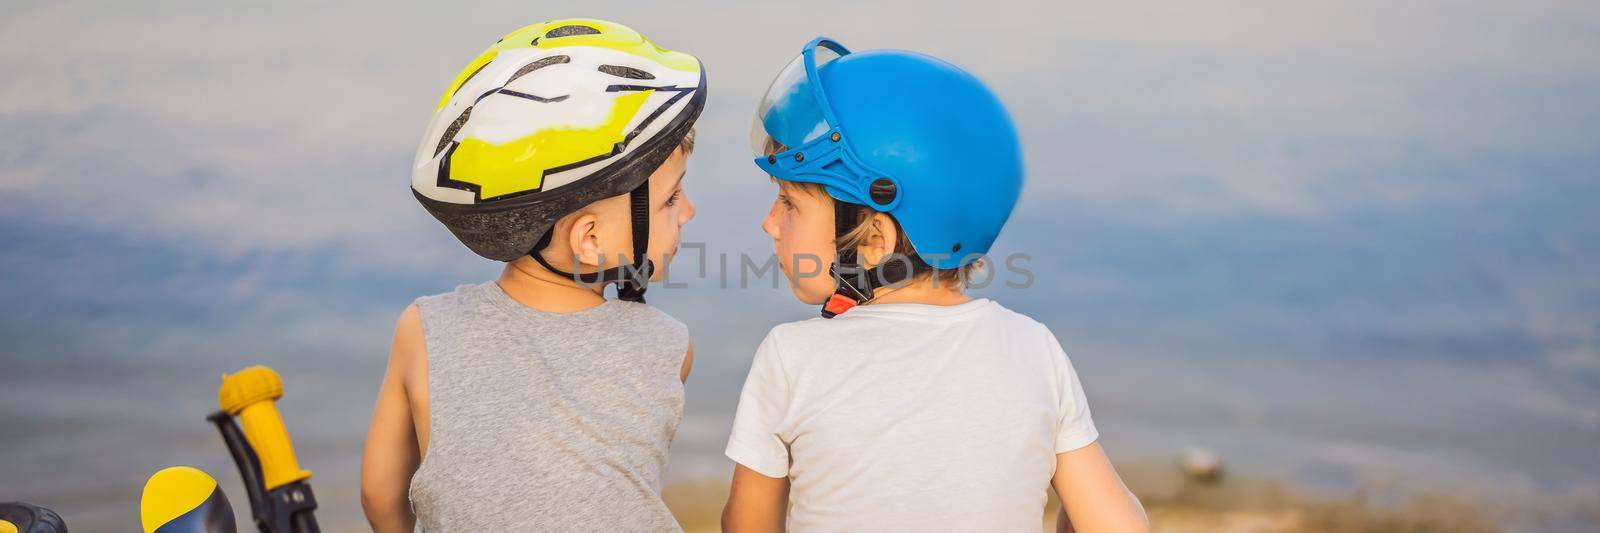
[529, 181, 654, 303]
[821, 202, 929, 318]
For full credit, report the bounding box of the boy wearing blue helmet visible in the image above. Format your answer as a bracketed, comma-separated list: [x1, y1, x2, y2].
[722, 39, 1149, 532]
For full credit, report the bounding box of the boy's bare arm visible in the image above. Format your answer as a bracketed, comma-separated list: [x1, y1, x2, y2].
[680, 342, 695, 383]
[1052, 442, 1149, 533]
[722, 464, 789, 533]
[1055, 506, 1075, 533]
[361, 304, 425, 533]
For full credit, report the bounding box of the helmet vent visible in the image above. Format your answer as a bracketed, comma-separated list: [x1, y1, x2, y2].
[435, 107, 471, 156]
[598, 64, 655, 80]
[545, 25, 601, 38]
[448, 61, 492, 102]
[507, 55, 570, 84]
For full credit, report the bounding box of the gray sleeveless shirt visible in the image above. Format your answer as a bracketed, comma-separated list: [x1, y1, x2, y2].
[409, 282, 688, 532]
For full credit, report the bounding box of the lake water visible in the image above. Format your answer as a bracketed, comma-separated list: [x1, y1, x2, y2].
[3, 287, 1596, 531]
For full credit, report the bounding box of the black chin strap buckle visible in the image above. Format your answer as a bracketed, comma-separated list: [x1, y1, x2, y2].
[821, 262, 874, 318]
[614, 259, 654, 303]
[817, 199, 935, 318]
[527, 181, 655, 303]
[820, 252, 932, 319]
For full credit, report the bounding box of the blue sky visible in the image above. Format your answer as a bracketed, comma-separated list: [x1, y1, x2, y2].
[2, 0, 1598, 519]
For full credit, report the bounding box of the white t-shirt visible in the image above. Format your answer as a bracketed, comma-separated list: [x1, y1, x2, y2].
[725, 298, 1098, 532]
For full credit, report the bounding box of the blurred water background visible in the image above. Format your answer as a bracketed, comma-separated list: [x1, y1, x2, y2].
[2, 1, 1597, 530]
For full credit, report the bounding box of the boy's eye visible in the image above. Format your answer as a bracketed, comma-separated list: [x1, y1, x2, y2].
[664, 189, 682, 207]
[778, 194, 794, 209]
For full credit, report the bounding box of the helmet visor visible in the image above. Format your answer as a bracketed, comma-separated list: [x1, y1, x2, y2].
[749, 41, 845, 156]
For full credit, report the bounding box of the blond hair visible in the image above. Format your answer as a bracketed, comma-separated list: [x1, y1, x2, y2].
[774, 181, 982, 288]
[678, 127, 696, 154]
[766, 139, 979, 285]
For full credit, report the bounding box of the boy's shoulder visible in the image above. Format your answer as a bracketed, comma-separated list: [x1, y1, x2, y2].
[409, 282, 489, 318]
[982, 300, 1054, 335]
[413, 282, 485, 305]
[977, 301, 1062, 353]
[761, 316, 828, 347]
[609, 300, 690, 339]
[431, 283, 686, 331]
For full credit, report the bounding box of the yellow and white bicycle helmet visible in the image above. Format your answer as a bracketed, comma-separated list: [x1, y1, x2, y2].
[412, 19, 706, 300]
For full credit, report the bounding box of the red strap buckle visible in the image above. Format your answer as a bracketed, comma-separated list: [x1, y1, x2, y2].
[822, 293, 858, 318]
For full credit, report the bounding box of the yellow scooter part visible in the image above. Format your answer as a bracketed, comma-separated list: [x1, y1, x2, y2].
[218, 366, 312, 490]
[140, 466, 235, 533]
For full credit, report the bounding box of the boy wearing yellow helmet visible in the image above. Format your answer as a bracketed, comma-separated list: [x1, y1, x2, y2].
[361, 19, 705, 532]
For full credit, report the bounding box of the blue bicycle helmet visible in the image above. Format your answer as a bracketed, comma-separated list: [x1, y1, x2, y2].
[751, 38, 1023, 316]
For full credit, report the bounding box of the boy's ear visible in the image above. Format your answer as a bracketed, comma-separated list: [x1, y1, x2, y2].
[565, 212, 603, 269]
[859, 212, 898, 269]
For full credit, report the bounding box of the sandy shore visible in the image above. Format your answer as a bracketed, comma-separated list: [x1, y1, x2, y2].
[10, 455, 1596, 531]
[662, 463, 1599, 533]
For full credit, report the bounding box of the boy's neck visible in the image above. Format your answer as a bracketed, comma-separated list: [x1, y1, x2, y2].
[866, 279, 971, 307]
[497, 258, 608, 313]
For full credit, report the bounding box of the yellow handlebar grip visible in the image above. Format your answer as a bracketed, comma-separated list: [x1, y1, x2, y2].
[219, 366, 312, 489]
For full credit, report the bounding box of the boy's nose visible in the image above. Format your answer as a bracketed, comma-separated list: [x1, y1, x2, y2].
[761, 212, 779, 239]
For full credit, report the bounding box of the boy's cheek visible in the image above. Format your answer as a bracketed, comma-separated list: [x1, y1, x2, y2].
[775, 249, 834, 304]
[644, 223, 681, 279]
[648, 238, 681, 281]
[792, 275, 833, 305]
[775, 246, 794, 277]
[650, 252, 673, 281]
